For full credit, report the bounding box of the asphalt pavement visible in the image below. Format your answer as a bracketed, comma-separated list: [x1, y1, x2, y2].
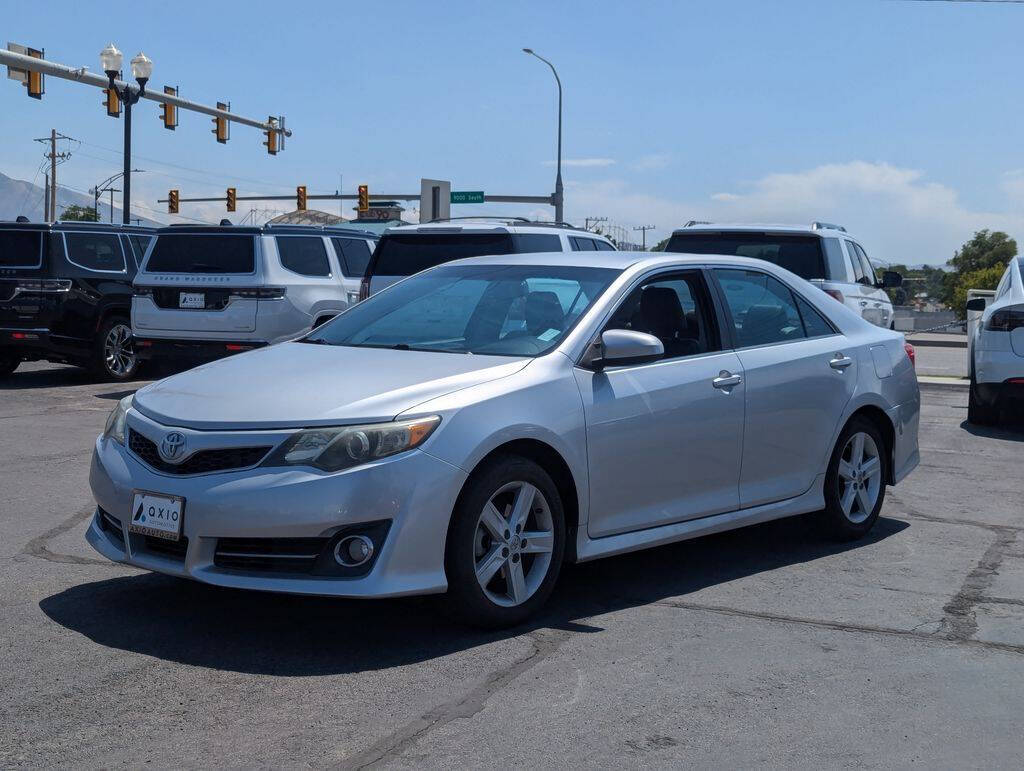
[2, 362, 1023, 768]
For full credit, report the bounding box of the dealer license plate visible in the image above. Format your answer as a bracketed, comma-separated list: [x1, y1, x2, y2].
[128, 490, 184, 541]
[179, 292, 205, 309]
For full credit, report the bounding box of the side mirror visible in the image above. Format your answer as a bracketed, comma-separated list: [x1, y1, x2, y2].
[590, 329, 664, 368]
[965, 297, 987, 312]
[879, 270, 903, 288]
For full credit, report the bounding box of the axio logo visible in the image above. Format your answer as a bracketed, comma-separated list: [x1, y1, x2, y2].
[159, 431, 187, 463]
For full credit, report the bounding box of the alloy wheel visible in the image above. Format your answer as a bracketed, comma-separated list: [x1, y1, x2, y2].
[837, 431, 882, 524]
[104, 323, 136, 378]
[473, 480, 555, 607]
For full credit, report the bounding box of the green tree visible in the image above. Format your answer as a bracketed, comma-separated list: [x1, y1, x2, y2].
[951, 263, 1005, 319]
[60, 204, 99, 222]
[651, 237, 670, 252]
[940, 230, 1016, 308]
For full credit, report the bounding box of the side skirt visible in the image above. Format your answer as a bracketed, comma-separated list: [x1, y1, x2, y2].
[573, 473, 826, 563]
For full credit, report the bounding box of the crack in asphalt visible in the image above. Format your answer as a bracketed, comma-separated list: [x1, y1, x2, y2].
[19, 505, 114, 567]
[334, 628, 572, 770]
[887, 491, 1024, 534]
[940, 528, 1017, 641]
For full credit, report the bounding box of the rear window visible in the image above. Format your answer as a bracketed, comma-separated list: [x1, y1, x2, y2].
[332, 237, 374, 277]
[371, 233, 514, 277]
[65, 232, 126, 272]
[146, 234, 255, 274]
[665, 232, 827, 280]
[277, 236, 330, 277]
[0, 230, 43, 268]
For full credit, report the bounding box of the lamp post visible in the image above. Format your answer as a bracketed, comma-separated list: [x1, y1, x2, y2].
[100, 44, 152, 225]
[92, 169, 144, 222]
[522, 48, 563, 223]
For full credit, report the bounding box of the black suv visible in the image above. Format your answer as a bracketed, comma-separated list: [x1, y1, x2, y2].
[0, 219, 154, 381]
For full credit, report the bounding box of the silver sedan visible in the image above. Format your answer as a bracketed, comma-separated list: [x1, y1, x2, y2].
[87, 251, 920, 627]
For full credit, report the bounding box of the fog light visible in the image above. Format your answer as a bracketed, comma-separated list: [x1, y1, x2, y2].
[334, 535, 374, 567]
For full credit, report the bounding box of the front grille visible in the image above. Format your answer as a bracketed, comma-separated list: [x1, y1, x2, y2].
[97, 507, 125, 545]
[128, 429, 271, 475]
[214, 537, 328, 574]
[141, 535, 189, 561]
[152, 287, 231, 311]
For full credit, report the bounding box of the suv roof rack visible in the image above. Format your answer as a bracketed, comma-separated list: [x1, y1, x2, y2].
[422, 216, 592, 232]
[810, 221, 846, 232]
[681, 220, 712, 227]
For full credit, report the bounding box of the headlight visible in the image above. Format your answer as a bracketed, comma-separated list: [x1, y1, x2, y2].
[102, 395, 133, 445]
[262, 416, 440, 472]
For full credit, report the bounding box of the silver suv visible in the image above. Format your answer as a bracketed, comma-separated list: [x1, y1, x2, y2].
[132, 223, 377, 363]
[360, 218, 615, 298]
[664, 222, 902, 328]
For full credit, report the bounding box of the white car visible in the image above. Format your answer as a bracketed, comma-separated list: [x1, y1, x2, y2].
[665, 222, 902, 328]
[360, 218, 615, 298]
[132, 223, 377, 365]
[966, 256, 1024, 424]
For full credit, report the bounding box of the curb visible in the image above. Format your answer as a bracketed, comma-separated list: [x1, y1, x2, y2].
[918, 377, 969, 391]
[905, 339, 967, 349]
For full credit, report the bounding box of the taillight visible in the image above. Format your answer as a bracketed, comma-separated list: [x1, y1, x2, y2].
[13, 279, 71, 294]
[358, 277, 370, 301]
[904, 342, 916, 368]
[231, 287, 286, 300]
[986, 309, 1024, 331]
[823, 288, 844, 303]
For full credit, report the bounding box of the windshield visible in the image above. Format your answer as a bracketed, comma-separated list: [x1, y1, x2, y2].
[308, 264, 619, 356]
[371, 233, 514, 277]
[146, 234, 255, 274]
[665, 232, 826, 280]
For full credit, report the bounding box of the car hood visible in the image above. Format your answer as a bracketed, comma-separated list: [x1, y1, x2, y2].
[132, 342, 531, 430]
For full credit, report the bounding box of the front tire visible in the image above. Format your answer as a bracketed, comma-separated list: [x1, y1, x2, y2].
[442, 455, 565, 628]
[819, 417, 887, 541]
[92, 317, 139, 382]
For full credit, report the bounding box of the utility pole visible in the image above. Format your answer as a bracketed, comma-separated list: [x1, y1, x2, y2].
[633, 225, 656, 250]
[43, 173, 49, 222]
[34, 129, 73, 222]
[585, 216, 607, 232]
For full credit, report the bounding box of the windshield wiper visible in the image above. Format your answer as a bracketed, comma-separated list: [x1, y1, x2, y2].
[297, 337, 330, 345]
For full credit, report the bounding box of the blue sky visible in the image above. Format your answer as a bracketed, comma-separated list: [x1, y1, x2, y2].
[4, 0, 1024, 263]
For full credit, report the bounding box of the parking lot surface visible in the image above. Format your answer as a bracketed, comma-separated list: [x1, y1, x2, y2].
[2, 362, 1023, 768]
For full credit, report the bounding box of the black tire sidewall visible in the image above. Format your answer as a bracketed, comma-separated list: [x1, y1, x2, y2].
[822, 417, 887, 540]
[443, 455, 566, 628]
[93, 317, 138, 382]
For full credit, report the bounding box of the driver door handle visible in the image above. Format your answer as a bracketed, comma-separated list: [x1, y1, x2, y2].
[713, 371, 743, 389]
[829, 354, 854, 370]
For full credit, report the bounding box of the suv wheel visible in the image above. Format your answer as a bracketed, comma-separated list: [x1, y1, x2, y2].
[443, 455, 565, 628]
[819, 417, 887, 540]
[93, 317, 139, 382]
[0, 353, 19, 377]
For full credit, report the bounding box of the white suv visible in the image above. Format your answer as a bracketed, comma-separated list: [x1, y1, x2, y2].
[132, 223, 377, 364]
[360, 218, 616, 298]
[966, 256, 1024, 424]
[664, 222, 902, 328]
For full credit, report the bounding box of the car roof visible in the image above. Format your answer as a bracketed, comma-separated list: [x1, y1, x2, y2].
[671, 222, 854, 238]
[383, 219, 613, 241]
[438, 250, 797, 273]
[0, 220, 155, 234]
[152, 223, 377, 238]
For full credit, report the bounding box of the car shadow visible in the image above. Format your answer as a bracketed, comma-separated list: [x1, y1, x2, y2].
[960, 419, 1024, 441]
[39, 515, 908, 677]
[0, 365, 151, 391]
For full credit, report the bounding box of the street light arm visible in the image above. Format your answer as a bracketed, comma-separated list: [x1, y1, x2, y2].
[523, 48, 564, 222]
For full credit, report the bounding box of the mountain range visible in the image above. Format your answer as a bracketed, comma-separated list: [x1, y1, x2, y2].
[0, 170, 161, 227]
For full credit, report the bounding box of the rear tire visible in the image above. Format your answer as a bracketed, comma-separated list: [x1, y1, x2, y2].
[0, 353, 19, 377]
[91, 317, 139, 382]
[442, 455, 565, 629]
[819, 416, 887, 541]
[968, 379, 999, 425]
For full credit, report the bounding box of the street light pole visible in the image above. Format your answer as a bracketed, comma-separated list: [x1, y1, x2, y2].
[523, 48, 563, 223]
[100, 45, 152, 225]
[92, 169, 144, 223]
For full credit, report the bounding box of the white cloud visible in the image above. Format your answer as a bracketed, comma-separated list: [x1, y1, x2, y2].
[631, 153, 673, 172]
[543, 158, 616, 168]
[565, 161, 1024, 264]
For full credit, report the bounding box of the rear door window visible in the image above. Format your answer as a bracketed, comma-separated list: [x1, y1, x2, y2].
[146, 234, 256, 273]
[794, 295, 836, 337]
[665, 232, 827, 280]
[332, 237, 373, 277]
[64, 232, 126, 272]
[714, 269, 807, 348]
[852, 243, 877, 286]
[570, 237, 597, 251]
[371, 233, 514, 277]
[0, 230, 44, 268]
[510, 234, 561, 253]
[277, 236, 331, 277]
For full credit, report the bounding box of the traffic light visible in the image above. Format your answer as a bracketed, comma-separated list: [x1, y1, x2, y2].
[168, 189, 179, 215]
[160, 86, 177, 130]
[104, 85, 121, 117]
[26, 47, 44, 99]
[212, 101, 229, 144]
[226, 188, 236, 212]
[358, 185, 369, 212]
[263, 123, 278, 155]
[296, 186, 307, 212]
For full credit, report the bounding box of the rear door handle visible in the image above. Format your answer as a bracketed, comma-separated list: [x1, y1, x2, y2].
[713, 371, 743, 389]
[829, 354, 854, 370]
[859, 300, 868, 307]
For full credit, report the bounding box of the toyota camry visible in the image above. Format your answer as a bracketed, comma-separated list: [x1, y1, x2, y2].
[88, 250, 920, 627]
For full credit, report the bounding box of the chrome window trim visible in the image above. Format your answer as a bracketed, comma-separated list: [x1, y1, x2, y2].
[61, 231, 127, 274]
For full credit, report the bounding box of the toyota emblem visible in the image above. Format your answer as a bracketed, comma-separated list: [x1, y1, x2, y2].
[159, 431, 187, 463]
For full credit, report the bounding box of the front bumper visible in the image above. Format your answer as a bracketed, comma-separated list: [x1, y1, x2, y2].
[133, 337, 268, 362]
[87, 425, 467, 598]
